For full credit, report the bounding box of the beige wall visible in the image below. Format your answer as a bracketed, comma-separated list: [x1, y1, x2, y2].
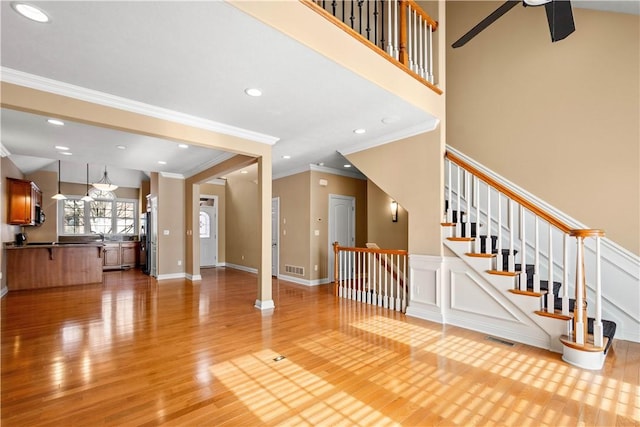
[157, 175, 185, 276]
[309, 171, 367, 281]
[347, 129, 443, 255]
[225, 171, 260, 270]
[447, 2, 639, 255]
[367, 181, 409, 251]
[273, 171, 311, 279]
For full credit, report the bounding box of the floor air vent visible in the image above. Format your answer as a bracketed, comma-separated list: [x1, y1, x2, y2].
[285, 265, 305, 276]
[486, 336, 515, 346]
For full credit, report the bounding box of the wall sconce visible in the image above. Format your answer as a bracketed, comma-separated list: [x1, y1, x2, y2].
[390, 200, 398, 222]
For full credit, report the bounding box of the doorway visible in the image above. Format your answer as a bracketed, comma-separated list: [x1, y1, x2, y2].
[272, 197, 279, 277]
[199, 196, 218, 268]
[328, 194, 355, 280]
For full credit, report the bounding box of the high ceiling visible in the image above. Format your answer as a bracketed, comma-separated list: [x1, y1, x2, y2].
[0, 1, 438, 186]
[1, 1, 636, 187]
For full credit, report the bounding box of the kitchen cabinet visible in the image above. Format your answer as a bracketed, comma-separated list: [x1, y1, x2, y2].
[7, 178, 43, 226]
[120, 242, 138, 268]
[102, 242, 140, 270]
[102, 243, 121, 270]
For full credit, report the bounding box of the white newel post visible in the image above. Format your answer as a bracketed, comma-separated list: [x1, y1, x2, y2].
[496, 193, 503, 271]
[508, 200, 515, 272]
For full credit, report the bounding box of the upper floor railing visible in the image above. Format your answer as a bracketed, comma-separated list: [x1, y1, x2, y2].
[303, 0, 441, 93]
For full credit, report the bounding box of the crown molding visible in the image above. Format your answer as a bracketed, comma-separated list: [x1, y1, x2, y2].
[340, 118, 440, 156]
[159, 171, 185, 180]
[1, 67, 280, 145]
[0, 143, 10, 158]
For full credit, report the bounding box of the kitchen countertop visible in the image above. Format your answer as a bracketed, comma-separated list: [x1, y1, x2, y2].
[5, 242, 106, 249]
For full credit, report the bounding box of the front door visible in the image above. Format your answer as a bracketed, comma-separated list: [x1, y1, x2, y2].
[199, 200, 217, 267]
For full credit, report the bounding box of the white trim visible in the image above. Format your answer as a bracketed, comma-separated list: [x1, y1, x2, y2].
[1, 286, 8, 298]
[0, 143, 10, 157]
[340, 118, 440, 156]
[1, 67, 279, 145]
[254, 299, 275, 310]
[205, 178, 227, 186]
[159, 172, 185, 180]
[156, 272, 186, 280]
[225, 263, 258, 274]
[277, 274, 331, 286]
[186, 274, 202, 281]
[273, 163, 366, 181]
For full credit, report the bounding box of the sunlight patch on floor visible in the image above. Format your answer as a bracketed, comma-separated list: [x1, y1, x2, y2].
[209, 349, 398, 425]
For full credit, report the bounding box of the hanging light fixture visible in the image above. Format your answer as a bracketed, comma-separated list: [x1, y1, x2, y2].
[92, 165, 118, 192]
[81, 164, 94, 202]
[51, 160, 67, 200]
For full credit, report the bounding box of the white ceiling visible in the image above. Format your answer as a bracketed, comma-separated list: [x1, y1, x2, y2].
[1, 1, 636, 187]
[0, 1, 438, 186]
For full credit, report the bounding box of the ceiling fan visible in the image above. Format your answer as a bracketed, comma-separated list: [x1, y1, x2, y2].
[452, 0, 575, 48]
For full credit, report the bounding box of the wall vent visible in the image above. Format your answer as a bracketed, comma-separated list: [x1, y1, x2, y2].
[285, 265, 305, 276]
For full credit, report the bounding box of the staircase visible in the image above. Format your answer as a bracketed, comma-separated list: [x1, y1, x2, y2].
[443, 150, 616, 370]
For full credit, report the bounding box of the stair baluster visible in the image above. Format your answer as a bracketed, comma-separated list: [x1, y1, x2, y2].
[533, 217, 541, 293]
[508, 200, 516, 272]
[443, 150, 612, 367]
[562, 234, 570, 316]
[519, 205, 527, 291]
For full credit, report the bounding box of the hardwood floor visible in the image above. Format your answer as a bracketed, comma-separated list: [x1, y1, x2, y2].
[2, 268, 638, 426]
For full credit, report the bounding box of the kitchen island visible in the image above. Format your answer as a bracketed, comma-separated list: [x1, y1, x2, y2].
[5, 242, 104, 290]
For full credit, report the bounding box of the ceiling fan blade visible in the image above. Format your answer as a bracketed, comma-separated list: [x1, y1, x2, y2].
[452, 1, 520, 48]
[544, 0, 575, 42]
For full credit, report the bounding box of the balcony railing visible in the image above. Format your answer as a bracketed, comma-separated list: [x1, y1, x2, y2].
[303, 0, 441, 93]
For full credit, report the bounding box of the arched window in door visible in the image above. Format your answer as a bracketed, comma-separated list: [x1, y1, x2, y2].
[199, 211, 210, 238]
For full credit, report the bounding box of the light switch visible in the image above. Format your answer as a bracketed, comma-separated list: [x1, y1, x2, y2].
[314, 230, 319, 236]
[163, 230, 170, 235]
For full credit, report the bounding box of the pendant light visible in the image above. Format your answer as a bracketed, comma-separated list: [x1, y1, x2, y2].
[92, 165, 118, 192]
[81, 164, 94, 202]
[51, 160, 67, 200]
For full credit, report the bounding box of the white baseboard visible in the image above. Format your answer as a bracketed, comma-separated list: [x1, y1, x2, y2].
[156, 272, 186, 281]
[278, 274, 331, 286]
[225, 263, 258, 274]
[186, 274, 202, 281]
[1, 286, 7, 298]
[255, 299, 275, 310]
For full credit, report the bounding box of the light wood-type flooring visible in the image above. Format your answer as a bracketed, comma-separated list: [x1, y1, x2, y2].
[2, 267, 639, 426]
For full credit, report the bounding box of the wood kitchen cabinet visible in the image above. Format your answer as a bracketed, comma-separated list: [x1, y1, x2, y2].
[120, 242, 138, 268]
[7, 178, 43, 226]
[102, 243, 121, 270]
[103, 242, 139, 270]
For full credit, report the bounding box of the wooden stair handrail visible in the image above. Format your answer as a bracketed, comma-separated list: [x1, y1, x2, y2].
[446, 151, 604, 237]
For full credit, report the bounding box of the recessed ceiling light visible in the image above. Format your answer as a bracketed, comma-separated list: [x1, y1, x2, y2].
[55, 145, 70, 151]
[353, 128, 366, 134]
[282, 155, 291, 159]
[158, 161, 167, 165]
[12, 2, 50, 23]
[61, 152, 73, 156]
[244, 88, 262, 97]
[116, 145, 127, 150]
[240, 170, 248, 174]
[178, 144, 189, 149]
[344, 164, 351, 168]
[382, 116, 400, 124]
[47, 119, 64, 126]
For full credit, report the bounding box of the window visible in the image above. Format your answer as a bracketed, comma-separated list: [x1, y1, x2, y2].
[59, 190, 137, 236]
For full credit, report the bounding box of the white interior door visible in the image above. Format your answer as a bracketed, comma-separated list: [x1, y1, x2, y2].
[149, 196, 158, 277]
[272, 198, 279, 276]
[199, 197, 218, 267]
[328, 194, 355, 280]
